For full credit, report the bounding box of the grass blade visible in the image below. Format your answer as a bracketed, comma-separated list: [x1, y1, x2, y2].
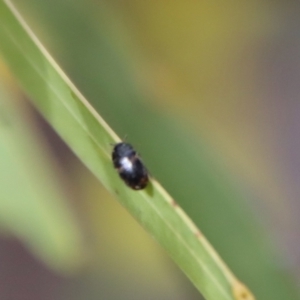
[0, 77, 84, 272]
[0, 0, 255, 299]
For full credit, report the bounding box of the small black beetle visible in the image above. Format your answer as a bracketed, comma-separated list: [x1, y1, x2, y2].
[112, 142, 149, 190]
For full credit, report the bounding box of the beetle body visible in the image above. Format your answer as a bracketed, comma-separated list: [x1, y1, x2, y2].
[112, 143, 149, 190]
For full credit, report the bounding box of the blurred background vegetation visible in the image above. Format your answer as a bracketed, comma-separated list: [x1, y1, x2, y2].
[1, 0, 300, 299]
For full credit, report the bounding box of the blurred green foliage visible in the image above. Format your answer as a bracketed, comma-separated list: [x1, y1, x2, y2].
[0, 0, 299, 299]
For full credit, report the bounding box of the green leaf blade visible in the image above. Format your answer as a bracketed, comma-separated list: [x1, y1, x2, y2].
[0, 1, 255, 299]
[0, 82, 84, 272]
